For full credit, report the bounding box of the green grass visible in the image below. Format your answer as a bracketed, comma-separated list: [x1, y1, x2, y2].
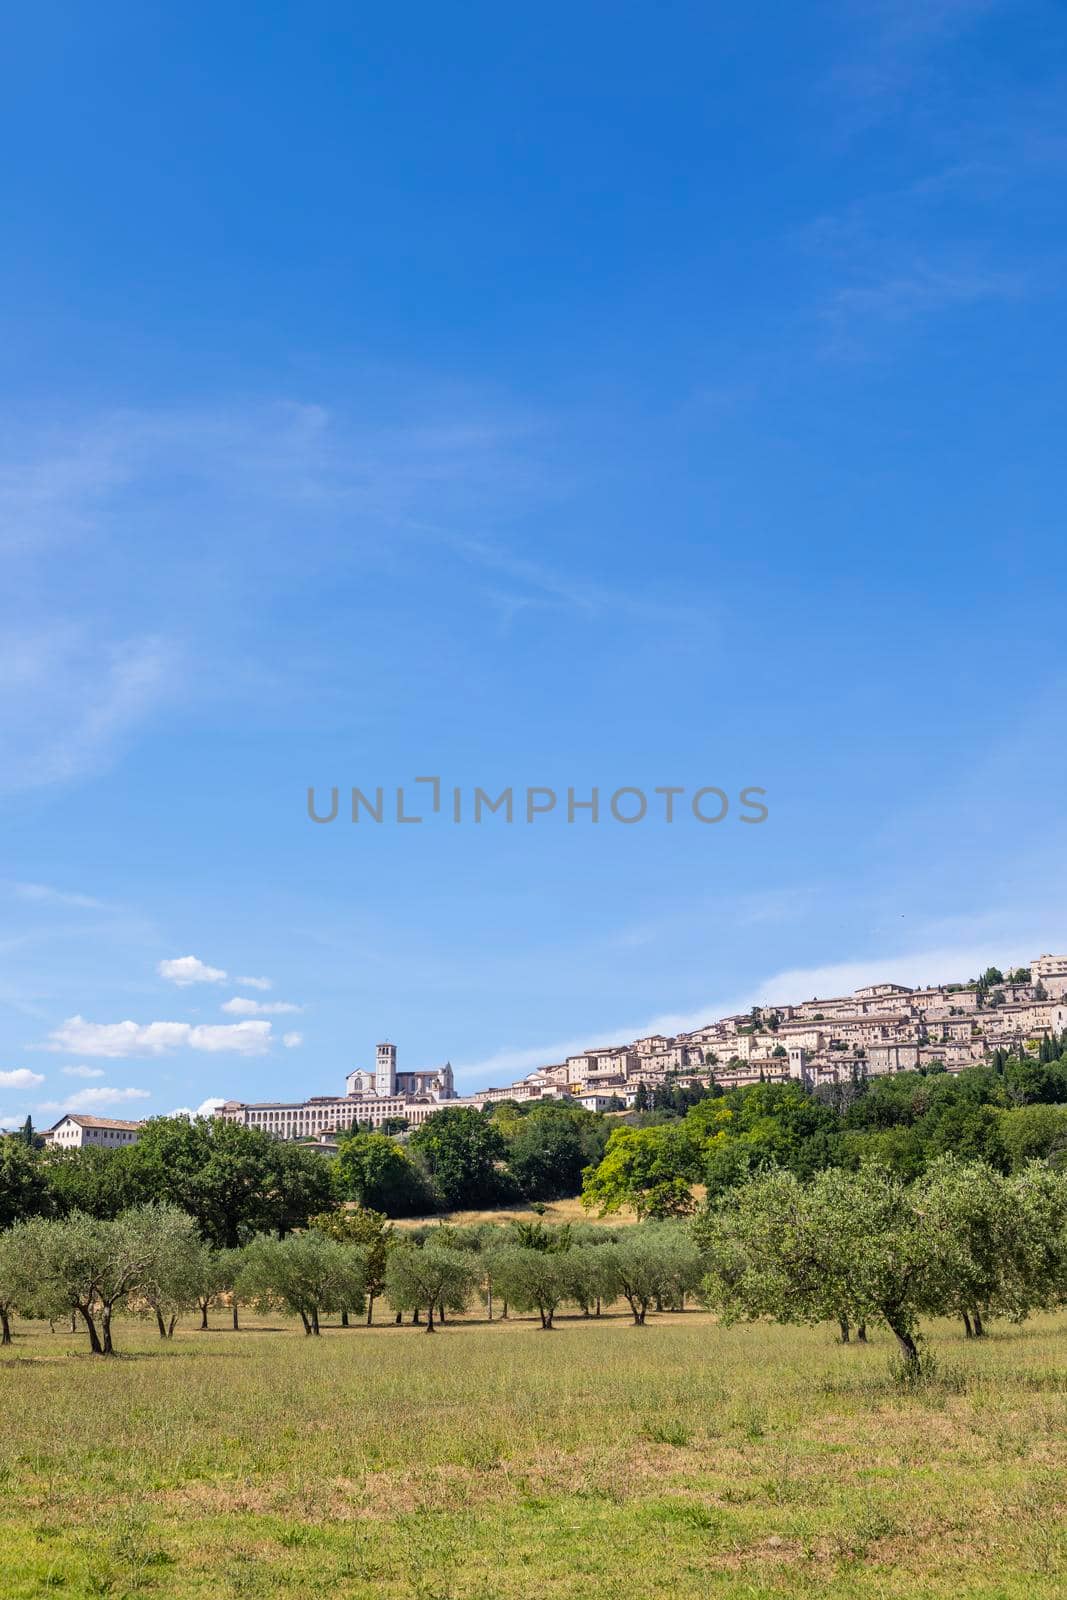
[2, 1307, 1066, 1598]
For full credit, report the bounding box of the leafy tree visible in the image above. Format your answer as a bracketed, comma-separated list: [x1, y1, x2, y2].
[507, 1104, 609, 1200]
[581, 1124, 702, 1217]
[124, 1117, 280, 1247]
[311, 1206, 392, 1323]
[0, 1136, 51, 1228]
[701, 1166, 957, 1366]
[0, 1222, 39, 1343]
[136, 1207, 209, 1338]
[923, 1103, 1007, 1170]
[237, 1231, 365, 1335]
[598, 1227, 692, 1324]
[641, 1222, 707, 1309]
[491, 1246, 567, 1328]
[509, 1218, 572, 1252]
[332, 1132, 435, 1216]
[217, 1246, 245, 1330]
[384, 1241, 478, 1332]
[1010, 1162, 1067, 1315]
[999, 1104, 1067, 1172]
[191, 1246, 233, 1331]
[261, 1142, 336, 1237]
[557, 1242, 615, 1317]
[409, 1108, 513, 1211]
[838, 1125, 927, 1181]
[27, 1207, 176, 1355]
[41, 1145, 143, 1218]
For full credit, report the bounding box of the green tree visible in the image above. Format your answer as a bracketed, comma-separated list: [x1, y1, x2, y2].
[598, 1227, 691, 1324]
[581, 1124, 702, 1218]
[999, 1104, 1067, 1171]
[27, 1207, 173, 1355]
[701, 1166, 956, 1366]
[506, 1104, 609, 1200]
[191, 1246, 232, 1331]
[42, 1144, 143, 1218]
[237, 1231, 365, 1335]
[409, 1108, 512, 1211]
[491, 1246, 567, 1328]
[915, 1157, 1020, 1336]
[0, 1222, 39, 1344]
[137, 1207, 209, 1338]
[261, 1141, 336, 1237]
[332, 1132, 434, 1216]
[557, 1242, 615, 1317]
[311, 1206, 393, 1323]
[0, 1136, 51, 1228]
[384, 1241, 478, 1332]
[124, 1117, 280, 1247]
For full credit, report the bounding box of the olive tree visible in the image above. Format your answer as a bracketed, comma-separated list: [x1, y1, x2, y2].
[490, 1246, 566, 1329]
[310, 1207, 393, 1325]
[237, 1232, 365, 1335]
[1006, 1161, 1067, 1317]
[137, 1208, 208, 1338]
[384, 1242, 477, 1332]
[0, 1223, 40, 1344]
[599, 1228, 687, 1325]
[558, 1244, 612, 1317]
[28, 1206, 176, 1355]
[192, 1247, 233, 1331]
[701, 1166, 953, 1366]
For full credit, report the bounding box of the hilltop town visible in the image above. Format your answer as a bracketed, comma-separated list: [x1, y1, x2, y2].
[179, 952, 1067, 1149]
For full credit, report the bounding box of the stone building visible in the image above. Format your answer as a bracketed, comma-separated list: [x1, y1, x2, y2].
[216, 953, 1067, 1141]
[44, 1114, 143, 1149]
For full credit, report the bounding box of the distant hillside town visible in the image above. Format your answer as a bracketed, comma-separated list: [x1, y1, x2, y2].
[175, 952, 1067, 1149]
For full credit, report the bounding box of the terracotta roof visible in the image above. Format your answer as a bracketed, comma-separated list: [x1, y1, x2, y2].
[49, 1114, 143, 1131]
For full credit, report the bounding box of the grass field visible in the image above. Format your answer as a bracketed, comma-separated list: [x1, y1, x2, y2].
[2, 1306, 1066, 1599]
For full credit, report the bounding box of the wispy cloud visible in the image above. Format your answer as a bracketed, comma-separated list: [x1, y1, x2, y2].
[235, 975, 272, 991]
[829, 0, 1004, 114]
[61, 1065, 106, 1079]
[825, 262, 1025, 335]
[11, 882, 109, 911]
[0, 629, 175, 794]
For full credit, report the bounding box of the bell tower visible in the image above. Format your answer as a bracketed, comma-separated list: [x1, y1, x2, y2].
[375, 1041, 397, 1096]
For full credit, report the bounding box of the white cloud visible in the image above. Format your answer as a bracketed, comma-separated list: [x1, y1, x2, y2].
[282, 1031, 304, 1049]
[61, 1065, 106, 1079]
[186, 1023, 273, 1054]
[0, 1068, 45, 1089]
[170, 1096, 227, 1120]
[38, 1085, 151, 1112]
[45, 1015, 273, 1058]
[235, 975, 272, 991]
[221, 996, 301, 1016]
[158, 955, 227, 986]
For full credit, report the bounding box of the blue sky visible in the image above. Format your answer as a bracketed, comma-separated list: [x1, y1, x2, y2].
[3, 0, 1067, 1124]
